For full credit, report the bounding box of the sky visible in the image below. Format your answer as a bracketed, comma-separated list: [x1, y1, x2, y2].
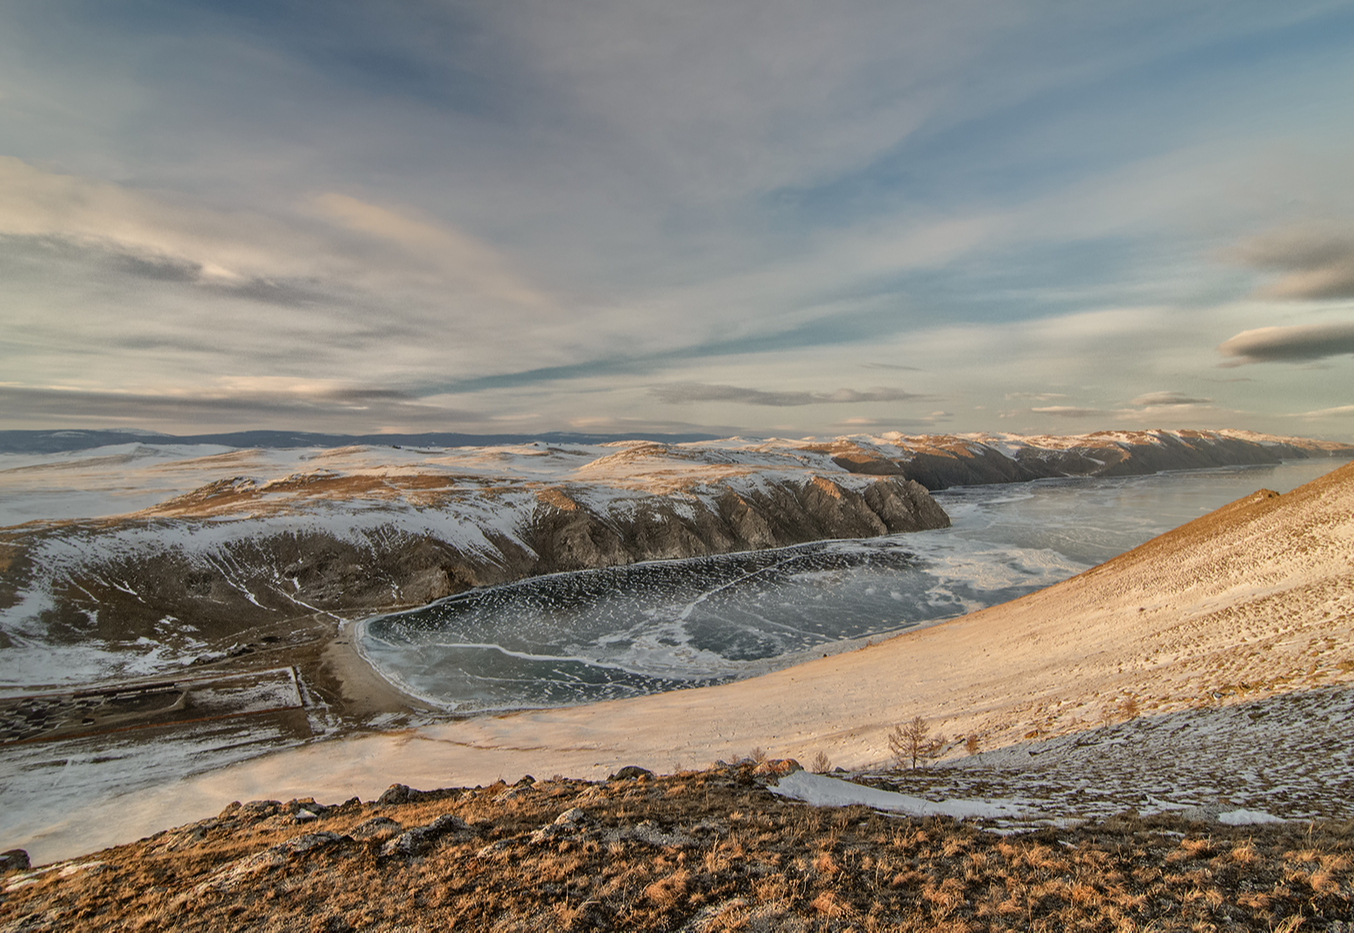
[2, 1, 1354, 440]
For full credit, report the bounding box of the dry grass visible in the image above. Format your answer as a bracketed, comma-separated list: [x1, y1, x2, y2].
[2, 763, 1353, 932]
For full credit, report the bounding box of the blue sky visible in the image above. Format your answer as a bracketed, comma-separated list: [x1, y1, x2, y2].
[2, 1, 1354, 438]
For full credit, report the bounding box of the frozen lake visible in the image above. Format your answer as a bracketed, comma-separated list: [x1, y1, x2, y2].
[360, 459, 1345, 712]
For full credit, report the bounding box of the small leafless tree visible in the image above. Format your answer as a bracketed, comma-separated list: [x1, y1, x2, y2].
[889, 716, 945, 770]
[964, 733, 980, 757]
[811, 750, 832, 773]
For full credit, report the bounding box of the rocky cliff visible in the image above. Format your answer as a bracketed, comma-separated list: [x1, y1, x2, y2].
[821, 428, 1354, 489]
[0, 469, 947, 687]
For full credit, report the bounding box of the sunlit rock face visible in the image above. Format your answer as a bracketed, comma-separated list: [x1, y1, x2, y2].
[526, 473, 949, 572]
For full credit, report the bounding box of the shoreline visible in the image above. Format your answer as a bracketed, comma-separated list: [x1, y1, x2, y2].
[320, 616, 440, 720]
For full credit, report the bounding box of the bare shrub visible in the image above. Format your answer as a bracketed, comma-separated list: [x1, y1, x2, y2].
[964, 733, 980, 757]
[888, 716, 944, 770]
[749, 746, 768, 763]
[811, 750, 832, 773]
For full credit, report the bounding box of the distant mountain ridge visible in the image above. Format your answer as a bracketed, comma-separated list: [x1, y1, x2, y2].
[0, 428, 723, 455]
[3, 427, 1350, 490]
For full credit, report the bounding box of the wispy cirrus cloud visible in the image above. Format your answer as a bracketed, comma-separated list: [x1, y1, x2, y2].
[1297, 404, 1354, 418]
[3, 3, 1354, 437]
[1006, 392, 1067, 401]
[0, 158, 553, 323]
[1012, 390, 1218, 422]
[837, 410, 953, 430]
[311, 193, 548, 307]
[649, 383, 923, 407]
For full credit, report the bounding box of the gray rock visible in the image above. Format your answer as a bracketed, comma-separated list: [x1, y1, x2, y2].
[271, 832, 345, 858]
[194, 832, 346, 895]
[237, 799, 282, 823]
[350, 817, 402, 840]
[428, 814, 471, 833]
[379, 813, 474, 857]
[284, 797, 326, 816]
[1178, 802, 1228, 823]
[609, 766, 654, 781]
[605, 820, 696, 848]
[0, 849, 30, 873]
[475, 838, 514, 859]
[553, 807, 587, 826]
[377, 783, 416, 805]
[529, 807, 591, 845]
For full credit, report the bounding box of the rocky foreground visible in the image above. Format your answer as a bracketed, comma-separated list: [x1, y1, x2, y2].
[2, 761, 1353, 932]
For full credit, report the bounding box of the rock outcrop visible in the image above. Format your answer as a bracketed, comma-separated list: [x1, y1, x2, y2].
[826, 429, 1353, 490]
[0, 473, 949, 661]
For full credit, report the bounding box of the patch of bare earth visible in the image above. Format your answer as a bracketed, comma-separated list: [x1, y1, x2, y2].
[3, 762, 1353, 932]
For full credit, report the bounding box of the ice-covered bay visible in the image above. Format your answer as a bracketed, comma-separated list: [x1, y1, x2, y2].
[360, 460, 1342, 712]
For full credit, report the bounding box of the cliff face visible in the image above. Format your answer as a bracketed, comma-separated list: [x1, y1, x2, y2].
[825, 429, 1354, 490]
[0, 473, 948, 678]
[525, 475, 944, 575]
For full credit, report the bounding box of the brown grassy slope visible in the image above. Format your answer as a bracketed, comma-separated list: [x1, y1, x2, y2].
[3, 765, 1353, 932]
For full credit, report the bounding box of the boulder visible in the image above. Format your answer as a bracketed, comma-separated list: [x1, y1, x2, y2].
[609, 766, 654, 781]
[380, 813, 474, 857]
[377, 784, 419, 805]
[0, 849, 30, 873]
